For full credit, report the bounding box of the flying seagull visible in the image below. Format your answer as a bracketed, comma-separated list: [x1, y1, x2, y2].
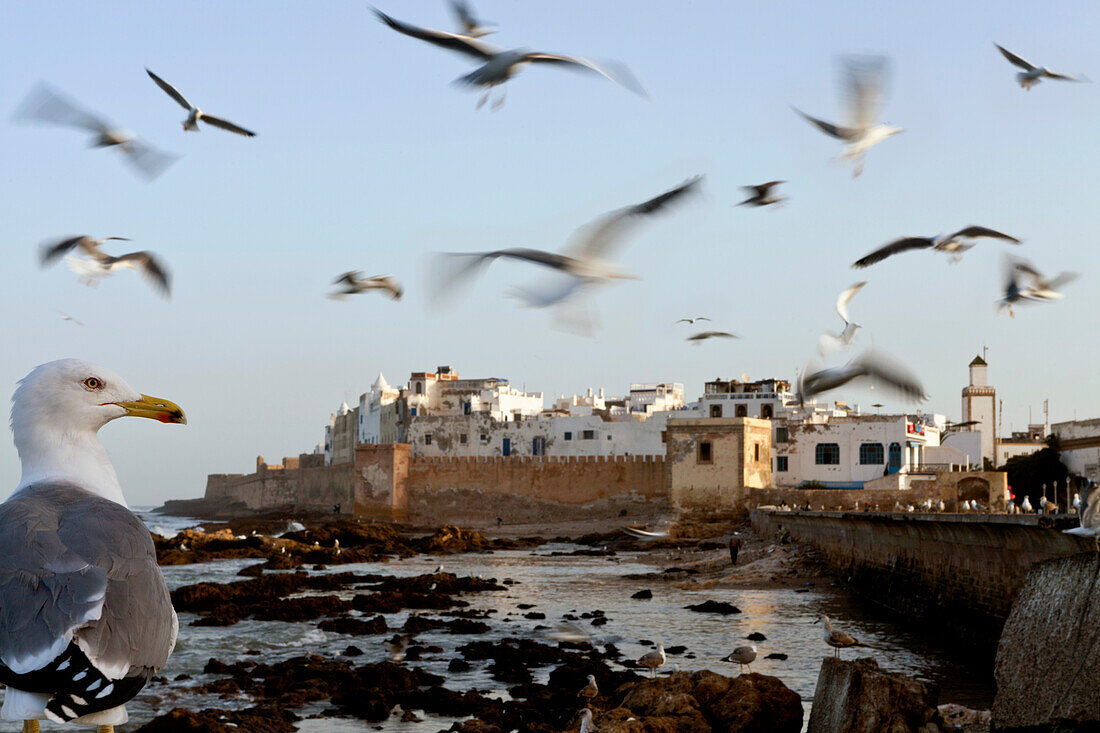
[997, 255, 1079, 316]
[794, 55, 902, 177]
[40, 236, 170, 297]
[799, 350, 926, 403]
[814, 615, 865, 658]
[675, 316, 711, 325]
[995, 44, 1087, 90]
[57, 311, 84, 327]
[13, 83, 178, 180]
[328, 272, 403, 300]
[449, 0, 496, 37]
[372, 8, 646, 109]
[433, 176, 702, 302]
[853, 226, 1020, 268]
[737, 181, 786, 208]
[145, 69, 256, 137]
[622, 526, 670, 540]
[818, 281, 867, 355]
[0, 359, 184, 729]
[687, 331, 738, 343]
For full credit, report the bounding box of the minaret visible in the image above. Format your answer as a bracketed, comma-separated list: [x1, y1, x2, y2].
[961, 355, 996, 467]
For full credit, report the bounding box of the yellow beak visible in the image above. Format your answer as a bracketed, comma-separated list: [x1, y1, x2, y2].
[112, 394, 187, 424]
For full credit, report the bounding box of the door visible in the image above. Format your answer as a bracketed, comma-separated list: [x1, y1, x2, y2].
[502, 438, 511, 456]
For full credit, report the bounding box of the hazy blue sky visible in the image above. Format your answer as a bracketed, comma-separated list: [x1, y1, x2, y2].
[2, 2, 1098, 505]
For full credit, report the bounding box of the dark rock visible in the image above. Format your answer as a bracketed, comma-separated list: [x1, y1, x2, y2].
[747, 632, 767, 641]
[517, 603, 535, 609]
[666, 645, 687, 656]
[684, 600, 741, 615]
[631, 589, 653, 600]
[343, 645, 364, 657]
[135, 706, 297, 732]
[765, 653, 788, 661]
[807, 657, 941, 733]
[524, 612, 546, 620]
[400, 709, 422, 722]
[237, 563, 264, 577]
[448, 658, 472, 672]
[319, 615, 388, 635]
[591, 617, 608, 627]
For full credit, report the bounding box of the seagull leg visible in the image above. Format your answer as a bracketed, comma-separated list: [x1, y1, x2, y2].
[22, 721, 39, 733]
[492, 88, 506, 111]
[97, 727, 114, 733]
[477, 90, 490, 109]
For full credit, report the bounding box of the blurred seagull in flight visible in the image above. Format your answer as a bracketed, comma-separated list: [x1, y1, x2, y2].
[13, 83, 178, 180]
[818, 281, 866, 355]
[675, 316, 711, 325]
[328, 271, 403, 300]
[794, 55, 902, 177]
[57, 311, 84, 326]
[145, 69, 256, 137]
[450, 0, 496, 37]
[995, 44, 1087, 90]
[40, 235, 170, 298]
[737, 181, 786, 208]
[799, 349, 926, 403]
[372, 8, 646, 109]
[853, 226, 1020, 268]
[997, 255, 1079, 316]
[687, 331, 738, 343]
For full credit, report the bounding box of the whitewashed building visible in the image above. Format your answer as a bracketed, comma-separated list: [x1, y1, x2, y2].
[358, 373, 401, 445]
[1052, 418, 1100, 486]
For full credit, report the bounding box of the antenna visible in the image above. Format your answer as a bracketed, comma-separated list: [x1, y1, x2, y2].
[982, 345, 989, 362]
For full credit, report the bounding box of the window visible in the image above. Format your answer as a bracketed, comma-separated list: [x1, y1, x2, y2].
[761, 404, 774, 419]
[889, 442, 902, 469]
[502, 437, 511, 457]
[424, 434, 432, 445]
[582, 430, 596, 440]
[776, 456, 788, 472]
[754, 443, 760, 462]
[464, 402, 472, 415]
[410, 407, 417, 417]
[564, 431, 573, 441]
[775, 427, 789, 443]
[815, 443, 840, 465]
[415, 382, 423, 395]
[532, 436, 546, 456]
[859, 443, 884, 465]
[459, 434, 468, 445]
[480, 433, 489, 443]
[710, 404, 722, 418]
[698, 441, 713, 464]
[735, 404, 748, 417]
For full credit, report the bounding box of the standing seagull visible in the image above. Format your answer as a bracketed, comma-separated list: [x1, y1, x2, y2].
[722, 645, 758, 674]
[145, 69, 256, 137]
[736, 181, 786, 208]
[997, 255, 1079, 316]
[450, 0, 496, 37]
[328, 272, 403, 300]
[818, 281, 867, 355]
[0, 359, 184, 730]
[853, 226, 1020, 268]
[794, 55, 902, 177]
[373, 9, 645, 109]
[636, 643, 665, 678]
[40, 235, 171, 298]
[814, 615, 865, 658]
[577, 674, 599, 702]
[995, 44, 1087, 90]
[13, 83, 178, 180]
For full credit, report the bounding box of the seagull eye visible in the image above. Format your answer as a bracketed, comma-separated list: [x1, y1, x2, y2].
[83, 377, 103, 391]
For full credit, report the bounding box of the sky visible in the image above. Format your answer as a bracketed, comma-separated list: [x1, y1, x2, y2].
[1, 2, 1099, 505]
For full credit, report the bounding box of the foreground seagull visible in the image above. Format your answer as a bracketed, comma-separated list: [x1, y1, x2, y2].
[687, 331, 738, 343]
[799, 350, 926, 403]
[637, 644, 665, 678]
[1065, 485, 1099, 548]
[814, 615, 865, 658]
[328, 271, 403, 300]
[995, 44, 1086, 90]
[795, 55, 902, 177]
[373, 8, 645, 109]
[450, 0, 496, 37]
[737, 181, 786, 208]
[145, 69, 256, 137]
[434, 176, 701, 301]
[0, 359, 184, 729]
[40, 235, 170, 297]
[578, 708, 596, 733]
[818, 281, 867, 356]
[723, 645, 758, 674]
[853, 226, 1020, 268]
[13, 83, 178, 180]
[997, 255, 1079, 316]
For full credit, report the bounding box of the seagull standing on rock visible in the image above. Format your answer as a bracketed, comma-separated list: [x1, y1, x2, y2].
[722, 645, 757, 674]
[636, 644, 665, 678]
[145, 69, 256, 137]
[995, 44, 1087, 90]
[815, 615, 865, 658]
[578, 674, 598, 702]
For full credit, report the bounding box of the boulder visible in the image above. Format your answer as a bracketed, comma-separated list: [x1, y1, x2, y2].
[807, 657, 942, 733]
[993, 552, 1100, 730]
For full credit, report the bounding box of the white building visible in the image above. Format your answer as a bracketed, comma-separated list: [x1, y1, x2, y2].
[627, 383, 685, 415]
[553, 388, 606, 416]
[995, 425, 1048, 467]
[405, 366, 544, 421]
[961, 355, 996, 466]
[700, 377, 797, 420]
[358, 373, 401, 445]
[1052, 418, 1100, 486]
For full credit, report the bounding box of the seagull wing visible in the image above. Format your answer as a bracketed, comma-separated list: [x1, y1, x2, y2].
[753, 180, 784, 195]
[852, 237, 934, 268]
[829, 629, 860, 647]
[793, 108, 859, 141]
[113, 251, 171, 296]
[119, 139, 179, 181]
[373, 8, 496, 60]
[145, 69, 192, 110]
[852, 350, 927, 401]
[13, 83, 112, 134]
[995, 44, 1037, 72]
[449, 0, 477, 34]
[1043, 271, 1080, 292]
[1040, 70, 1085, 82]
[622, 526, 669, 539]
[523, 53, 647, 97]
[569, 176, 703, 262]
[40, 236, 90, 267]
[836, 281, 867, 324]
[366, 275, 403, 300]
[333, 271, 362, 286]
[431, 249, 572, 305]
[841, 55, 888, 130]
[948, 226, 1020, 243]
[199, 114, 256, 137]
[688, 331, 738, 341]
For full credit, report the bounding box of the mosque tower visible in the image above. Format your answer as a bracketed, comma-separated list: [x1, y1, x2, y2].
[961, 354, 997, 467]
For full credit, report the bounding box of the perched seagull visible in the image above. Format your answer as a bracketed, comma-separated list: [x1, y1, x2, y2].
[578, 674, 599, 701]
[384, 634, 411, 662]
[687, 331, 738, 343]
[449, 0, 496, 37]
[723, 645, 757, 674]
[1073, 492, 1082, 514]
[799, 350, 925, 403]
[1066, 485, 1099, 548]
[578, 708, 596, 733]
[433, 563, 445, 574]
[814, 615, 865, 658]
[145, 69, 256, 137]
[328, 271, 403, 300]
[13, 83, 177, 180]
[736, 181, 786, 208]
[0, 359, 185, 729]
[795, 55, 902, 177]
[636, 643, 665, 678]
[434, 176, 701, 302]
[40, 235, 170, 298]
[675, 316, 711, 325]
[995, 44, 1087, 90]
[818, 281, 867, 356]
[372, 8, 645, 109]
[853, 226, 1020, 268]
[997, 255, 1079, 316]
[1021, 496, 1033, 513]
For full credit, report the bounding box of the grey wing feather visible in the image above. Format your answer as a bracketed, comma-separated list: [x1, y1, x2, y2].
[200, 114, 256, 137]
[841, 55, 888, 131]
[114, 251, 171, 296]
[13, 83, 111, 133]
[524, 54, 647, 97]
[852, 237, 934, 268]
[119, 139, 179, 181]
[373, 8, 495, 60]
[793, 108, 859, 141]
[40, 236, 88, 266]
[949, 226, 1020, 243]
[995, 44, 1036, 72]
[145, 69, 192, 110]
